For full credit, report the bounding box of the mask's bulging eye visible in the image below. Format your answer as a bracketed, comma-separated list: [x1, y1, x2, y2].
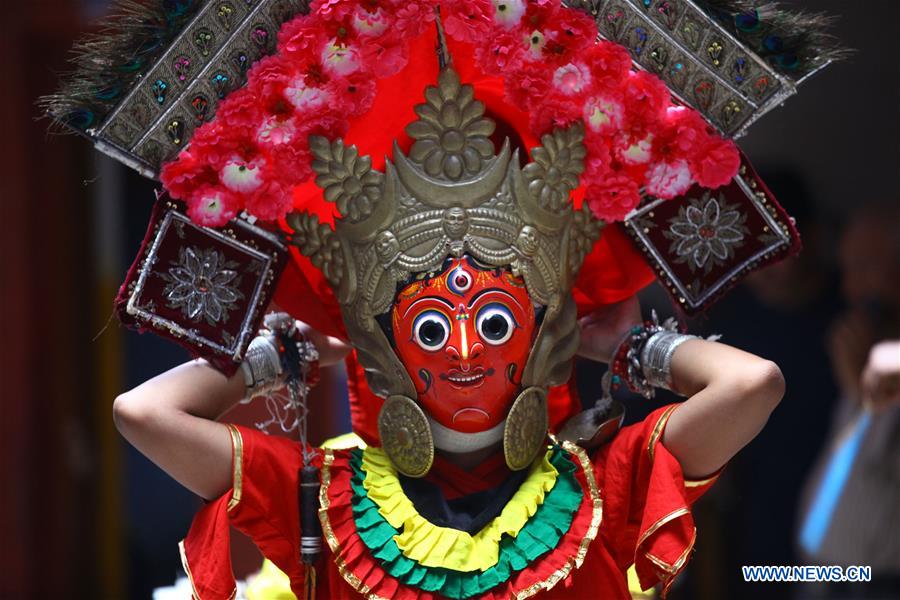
[447, 266, 473, 295]
[476, 303, 516, 345]
[413, 310, 451, 350]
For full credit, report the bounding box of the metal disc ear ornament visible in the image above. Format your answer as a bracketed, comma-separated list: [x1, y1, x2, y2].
[503, 386, 549, 471]
[378, 395, 434, 478]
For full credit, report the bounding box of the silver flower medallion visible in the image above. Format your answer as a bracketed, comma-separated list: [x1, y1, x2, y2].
[161, 246, 243, 325]
[665, 194, 747, 272]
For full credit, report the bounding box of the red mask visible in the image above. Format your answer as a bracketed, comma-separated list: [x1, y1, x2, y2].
[391, 258, 536, 434]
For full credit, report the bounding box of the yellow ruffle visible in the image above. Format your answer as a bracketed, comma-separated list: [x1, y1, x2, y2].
[360, 446, 558, 572]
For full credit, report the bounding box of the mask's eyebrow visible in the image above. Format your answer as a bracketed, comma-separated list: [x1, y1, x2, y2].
[402, 295, 455, 318]
[467, 287, 523, 310]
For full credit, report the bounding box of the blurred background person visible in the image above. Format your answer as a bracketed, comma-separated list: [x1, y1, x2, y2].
[795, 206, 900, 600]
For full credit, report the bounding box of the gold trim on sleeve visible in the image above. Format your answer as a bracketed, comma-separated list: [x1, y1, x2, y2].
[636, 507, 691, 550]
[684, 472, 720, 488]
[645, 527, 697, 598]
[226, 424, 244, 512]
[647, 405, 678, 463]
[178, 539, 237, 600]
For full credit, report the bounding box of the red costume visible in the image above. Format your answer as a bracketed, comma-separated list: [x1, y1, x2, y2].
[183, 405, 717, 599]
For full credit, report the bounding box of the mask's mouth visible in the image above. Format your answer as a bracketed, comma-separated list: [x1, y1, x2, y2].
[441, 366, 492, 388]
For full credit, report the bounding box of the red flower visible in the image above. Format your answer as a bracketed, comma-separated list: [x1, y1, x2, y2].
[160, 149, 214, 200]
[585, 173, 642, 222]
[585, 41, 631, 90]
[652, 106, 709, 163]
[504, 61, 551, 108]
[327, 74, 377, 116]
[214, 88, 263, 132]
[267, 142, 313, 187]
[245, 179, 294, 222]
[359, 37, 409, 78]
[278, 17, 326, 59]
[247, 54, 296, 89]
[474, 29, 525, 76]
[310, 0, 354, 21]
[393, 0, 436, 40]
[691, 137, 740, 189]
[580, 135, 613, 187]
[623, 70, 670, 128]
[190, 121, 255, 170]
[443, 0, 494, 44]
[528, 95, 581, 136]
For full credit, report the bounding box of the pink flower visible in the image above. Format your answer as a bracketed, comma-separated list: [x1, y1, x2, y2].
[187, 185, 240, 227]
[301, 110, 350, 140]
[583, 94, 624, 135]
[363, 41, 409, 78]
[691, 138, 740, 189]
[352, 5, 389, 36]
[220, 157, 266, 193]
[646, 159, 693, 198]
[585, 174, 642, 222]
[552, 62, 592, 95]
[256, 116, 298, 147]
[284, 76, 331, 110]
[321, 38, 361, 76]
[523, 29, 546, 59]
[491, 0, 525, 28]
[214, 87, 262, 130]
[616, 133, 654, 165]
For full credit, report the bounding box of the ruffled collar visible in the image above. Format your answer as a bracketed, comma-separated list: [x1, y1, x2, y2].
[358, 446, 563, 572]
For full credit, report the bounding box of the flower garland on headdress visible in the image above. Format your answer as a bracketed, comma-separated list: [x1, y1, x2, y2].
[161, 0, 740, 227]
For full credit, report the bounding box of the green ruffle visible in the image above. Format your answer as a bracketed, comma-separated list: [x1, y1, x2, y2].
[348, 447, 583, 599]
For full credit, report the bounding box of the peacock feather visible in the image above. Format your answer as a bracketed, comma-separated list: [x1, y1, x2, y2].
[40, 0, 203, 133]
[695, 0, 850, 79]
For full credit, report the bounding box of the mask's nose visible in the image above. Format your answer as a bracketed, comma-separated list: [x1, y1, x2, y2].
[445, 305, 483, 371]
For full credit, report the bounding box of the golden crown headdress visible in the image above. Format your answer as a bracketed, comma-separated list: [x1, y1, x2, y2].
[287, 66, 603, 475]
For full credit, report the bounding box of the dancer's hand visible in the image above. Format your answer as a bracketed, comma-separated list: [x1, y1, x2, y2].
[576, 296, 642, 363]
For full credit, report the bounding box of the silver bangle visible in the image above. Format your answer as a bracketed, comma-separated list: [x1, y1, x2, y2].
[240, 333, 284, 401]
[640, 331, 696, 394]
